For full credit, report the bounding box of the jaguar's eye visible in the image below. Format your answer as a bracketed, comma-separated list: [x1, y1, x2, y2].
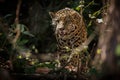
[52, 19, 59, 25]
[55, 19, 59, 23]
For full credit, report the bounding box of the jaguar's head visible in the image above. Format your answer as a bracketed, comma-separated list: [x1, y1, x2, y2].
[49, 12, 67, 37]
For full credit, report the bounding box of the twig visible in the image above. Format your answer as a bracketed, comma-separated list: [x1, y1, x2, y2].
[67, 28, 98, 65]
[10, 0, 22, 70]
[15, 0, 22, 24]
[12, 0, 22, 48]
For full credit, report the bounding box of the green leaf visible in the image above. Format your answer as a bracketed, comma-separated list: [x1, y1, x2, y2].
[22, 31, 34, 37]
[19, 24, 26, 32]
[18, 39, 29, 45]
[92, 10, 101, 17]
[88, 20, 93, 27]
[4, 14, 12, 19]
[115, 44, 120, 56]
[75, 6, 80, 11]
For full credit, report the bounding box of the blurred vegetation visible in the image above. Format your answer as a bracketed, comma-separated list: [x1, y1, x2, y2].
[0, 0, 112, 80]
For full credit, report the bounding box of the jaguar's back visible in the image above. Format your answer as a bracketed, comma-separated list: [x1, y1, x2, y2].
[49, 8, 88, 72]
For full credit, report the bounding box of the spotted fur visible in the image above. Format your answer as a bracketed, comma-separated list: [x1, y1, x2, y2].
[49, 8, 87, 72]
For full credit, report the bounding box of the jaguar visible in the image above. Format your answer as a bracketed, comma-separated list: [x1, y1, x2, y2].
[49, 8, 88, 72]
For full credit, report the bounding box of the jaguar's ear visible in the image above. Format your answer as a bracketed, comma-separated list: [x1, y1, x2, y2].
[49, 12, 55, 18]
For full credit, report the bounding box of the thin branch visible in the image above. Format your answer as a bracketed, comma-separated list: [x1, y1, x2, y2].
[67, 28, 98, 63]
[15, 0, 22, 24]
[10, 0, 22, 70]
[12, 0, 22, 48]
